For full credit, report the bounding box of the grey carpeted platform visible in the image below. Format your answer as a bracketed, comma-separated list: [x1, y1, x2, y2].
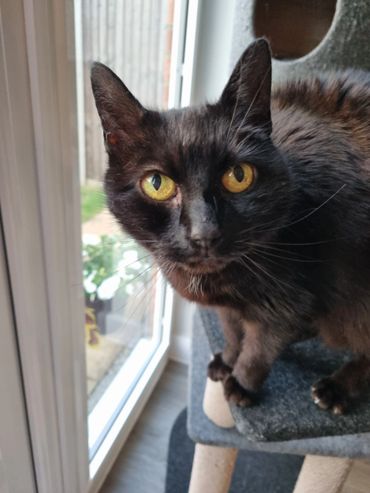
[166, 409, 304, 493]
[200, 309, 370, 442]
[188, 308, 370, 457]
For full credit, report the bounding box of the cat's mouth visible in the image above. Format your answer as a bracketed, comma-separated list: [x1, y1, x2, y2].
[181, 256, 230, 274]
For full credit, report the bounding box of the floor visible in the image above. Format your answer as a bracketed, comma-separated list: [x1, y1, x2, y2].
[98, 360, 370, 493]
[100, 361, 188, 493]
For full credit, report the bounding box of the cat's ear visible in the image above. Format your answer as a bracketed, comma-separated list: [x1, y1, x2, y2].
[90, 62, 144, 145]
[219, 38, 272, 134]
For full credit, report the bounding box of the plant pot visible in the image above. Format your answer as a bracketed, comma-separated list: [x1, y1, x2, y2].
[85, 296, 113, 335]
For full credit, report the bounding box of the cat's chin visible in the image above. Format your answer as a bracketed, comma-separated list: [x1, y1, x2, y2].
[181, 258, 229, 275]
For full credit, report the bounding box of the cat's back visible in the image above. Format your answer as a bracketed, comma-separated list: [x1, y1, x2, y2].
[271, 70, 370, 164]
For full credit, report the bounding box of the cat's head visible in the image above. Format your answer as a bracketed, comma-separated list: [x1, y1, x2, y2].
[91, 39, 292, 278]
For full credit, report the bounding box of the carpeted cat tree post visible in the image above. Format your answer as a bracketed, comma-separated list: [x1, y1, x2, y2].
[188, 1, 370, 491]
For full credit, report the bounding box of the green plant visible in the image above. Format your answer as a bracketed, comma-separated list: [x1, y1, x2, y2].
[82, 234, 152, 303]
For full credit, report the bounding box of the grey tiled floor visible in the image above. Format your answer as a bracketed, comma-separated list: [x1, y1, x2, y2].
[100, 361, 188, 493]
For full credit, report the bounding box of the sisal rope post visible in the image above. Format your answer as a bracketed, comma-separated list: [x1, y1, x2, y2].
[293, 455, 353, 493]
[188, 378, 237, 493]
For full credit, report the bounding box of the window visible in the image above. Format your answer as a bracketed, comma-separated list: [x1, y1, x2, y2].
[78, 6, 175, 460]
[74, 0, 194, 481]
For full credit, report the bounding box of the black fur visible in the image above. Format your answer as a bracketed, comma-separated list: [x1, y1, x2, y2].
[91, 39, 370, 412]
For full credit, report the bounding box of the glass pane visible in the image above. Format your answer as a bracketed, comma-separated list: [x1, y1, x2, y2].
[76, 0, 175, 460]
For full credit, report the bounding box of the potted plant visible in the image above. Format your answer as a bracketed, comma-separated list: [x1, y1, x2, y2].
[82, 234, 151, 334]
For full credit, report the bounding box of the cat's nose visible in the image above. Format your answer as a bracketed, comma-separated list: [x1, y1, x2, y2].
[187, 197, 220, 250]
[190, 225, 221, 250]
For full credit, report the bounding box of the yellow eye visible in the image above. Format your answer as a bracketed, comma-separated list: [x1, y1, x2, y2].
[141, 172, 177, 201]
[221, 163, 255, 193]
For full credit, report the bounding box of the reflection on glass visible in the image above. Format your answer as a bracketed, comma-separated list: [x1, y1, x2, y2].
[76, 0, 175, 458]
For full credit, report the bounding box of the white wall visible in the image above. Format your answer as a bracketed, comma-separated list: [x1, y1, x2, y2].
[191, 0, 236, 105]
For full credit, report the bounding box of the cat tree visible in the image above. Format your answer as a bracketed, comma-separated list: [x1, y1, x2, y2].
[231, 0, 370, 82]
[187, 1, 370, 491]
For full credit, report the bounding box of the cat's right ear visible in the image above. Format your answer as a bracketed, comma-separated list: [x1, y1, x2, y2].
[218, 38, 272, 135]
[90, 62, 144, 146]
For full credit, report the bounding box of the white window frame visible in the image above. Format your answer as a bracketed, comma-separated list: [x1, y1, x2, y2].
[0, 222, 36, 493]
[0, 1, 199, 492]
[0, 0, 88, 491]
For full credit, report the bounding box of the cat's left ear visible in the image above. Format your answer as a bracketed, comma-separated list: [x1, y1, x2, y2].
[90, 62, 145, 145]
[219, 38, 272, 135]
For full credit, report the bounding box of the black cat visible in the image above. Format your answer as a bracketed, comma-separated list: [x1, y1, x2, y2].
[91, 39, 370, 414]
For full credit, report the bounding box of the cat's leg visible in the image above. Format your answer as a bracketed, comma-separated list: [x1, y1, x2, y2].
[207, 307, 243, 382]
[223, 320, 293, 407]
[311, 355, 370, 414]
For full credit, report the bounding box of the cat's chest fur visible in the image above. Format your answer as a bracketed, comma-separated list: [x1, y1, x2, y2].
[165, 262, 312, 324]
[166, 267, 237, 305]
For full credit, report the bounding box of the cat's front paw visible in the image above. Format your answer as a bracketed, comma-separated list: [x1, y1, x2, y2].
[207, 353, 232, 382]
[223, 375, 255, 407]
[311, 377, 348, 415]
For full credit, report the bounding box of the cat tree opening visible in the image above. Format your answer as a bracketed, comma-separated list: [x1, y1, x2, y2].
[253, 0, 337, 60]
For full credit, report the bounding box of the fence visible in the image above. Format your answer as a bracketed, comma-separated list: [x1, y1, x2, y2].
[79, 0, 174, 182]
